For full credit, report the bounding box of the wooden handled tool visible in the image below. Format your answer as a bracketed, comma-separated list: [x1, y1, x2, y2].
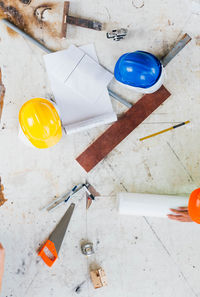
[61, 1, 102, 38]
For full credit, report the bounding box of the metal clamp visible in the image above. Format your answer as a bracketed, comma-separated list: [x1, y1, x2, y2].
[107, 28, 128, 41]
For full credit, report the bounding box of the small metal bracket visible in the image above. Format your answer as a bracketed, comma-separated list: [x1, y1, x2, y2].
[107, 28, 128, 41]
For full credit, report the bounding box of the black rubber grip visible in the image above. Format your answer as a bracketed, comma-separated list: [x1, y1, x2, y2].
[173, 122, 185, 129]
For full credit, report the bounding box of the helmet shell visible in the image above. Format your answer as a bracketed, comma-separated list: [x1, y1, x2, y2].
[114, 51, 162, 89]
[19, 98, 62, 149]
[188, 188, 200, 224]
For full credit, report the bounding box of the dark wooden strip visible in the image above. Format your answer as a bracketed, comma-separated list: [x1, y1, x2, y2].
[76, 86, 171, 172]
[67, 16, 102, 31]
[61, 1, 70, 38]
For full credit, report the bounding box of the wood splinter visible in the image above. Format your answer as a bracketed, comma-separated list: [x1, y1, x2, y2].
[90, 268, 107, 289]
[0, 178, 7, 207]
[0, 68, 5, 121]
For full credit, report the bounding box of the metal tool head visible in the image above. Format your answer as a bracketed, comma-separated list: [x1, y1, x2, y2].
[86, 193, 93, 209]
[91, 21, 102, 31]
[87, 184, 100, 197]
[44, 183, 83, 211]
[84, 182, 99, 209]
[84, 182, 100, 196]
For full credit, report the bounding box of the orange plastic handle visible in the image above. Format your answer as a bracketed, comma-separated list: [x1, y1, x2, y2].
[38, 240, 58, 267]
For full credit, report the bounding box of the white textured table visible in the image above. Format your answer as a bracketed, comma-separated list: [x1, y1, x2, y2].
[0, 0, 200, 296]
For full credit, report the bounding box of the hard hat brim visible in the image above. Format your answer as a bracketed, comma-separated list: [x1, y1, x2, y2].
[188, 188, 200, 223]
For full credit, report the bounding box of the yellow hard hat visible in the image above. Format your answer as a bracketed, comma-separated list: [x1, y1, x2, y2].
[19, 98, 62, 149]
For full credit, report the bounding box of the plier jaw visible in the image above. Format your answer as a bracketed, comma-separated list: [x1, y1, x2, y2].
[86, 192, 95, 209]
[84, 182, 99, 210]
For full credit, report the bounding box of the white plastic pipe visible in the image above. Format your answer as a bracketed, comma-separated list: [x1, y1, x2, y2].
[118, 192, 189, 218]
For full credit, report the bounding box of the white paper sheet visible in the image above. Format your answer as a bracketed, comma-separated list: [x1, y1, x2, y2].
[44, 44, 116, 134]
[118, 192, 189, 218]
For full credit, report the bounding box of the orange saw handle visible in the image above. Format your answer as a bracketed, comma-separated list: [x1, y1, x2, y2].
[38, 240, 58, 267]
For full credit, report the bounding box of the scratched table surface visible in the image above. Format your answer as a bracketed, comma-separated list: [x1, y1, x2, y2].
[0, 0, 200, 296]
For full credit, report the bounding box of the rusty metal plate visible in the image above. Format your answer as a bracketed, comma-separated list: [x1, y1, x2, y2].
[76, 86, 171, 172]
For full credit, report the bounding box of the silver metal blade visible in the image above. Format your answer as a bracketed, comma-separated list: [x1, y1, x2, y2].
[161, 33, 191, 67]
[44, 183, 84, 211]
[45, 191, 72, 211]
[49, 203, 75, 254]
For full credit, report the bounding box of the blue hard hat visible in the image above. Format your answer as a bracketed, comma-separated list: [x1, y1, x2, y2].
[114, 51, 162, 89]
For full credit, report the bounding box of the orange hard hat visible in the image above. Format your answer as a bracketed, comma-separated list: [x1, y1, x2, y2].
[188, 188, 200, 224]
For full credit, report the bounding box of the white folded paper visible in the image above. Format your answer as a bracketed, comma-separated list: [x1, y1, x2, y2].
[118, 192, 189, 218]
[44, 44, 117, 134]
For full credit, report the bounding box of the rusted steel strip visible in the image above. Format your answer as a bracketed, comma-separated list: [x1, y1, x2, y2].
[76, 86, 171, 172]
[0, 68, 5, 121]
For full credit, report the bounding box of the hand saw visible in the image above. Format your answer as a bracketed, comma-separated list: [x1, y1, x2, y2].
[38, 203, 75, 267]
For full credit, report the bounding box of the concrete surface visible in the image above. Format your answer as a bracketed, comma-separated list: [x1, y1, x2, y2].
[0, 0, 200, 296]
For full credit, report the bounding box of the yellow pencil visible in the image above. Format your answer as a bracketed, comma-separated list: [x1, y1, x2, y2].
[140, 121, 190, 141]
